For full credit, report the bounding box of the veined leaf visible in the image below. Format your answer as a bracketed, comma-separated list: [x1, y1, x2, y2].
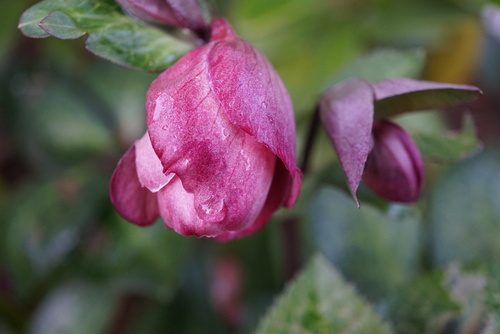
[18, 0, 193, 70]
[255, 254, 393, 334]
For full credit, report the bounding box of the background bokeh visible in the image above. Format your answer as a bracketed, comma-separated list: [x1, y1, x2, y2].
[1, 0, 500, 333]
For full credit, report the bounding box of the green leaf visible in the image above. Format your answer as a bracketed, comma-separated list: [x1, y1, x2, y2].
[413, 115, 482, 164]
[2, 166, 109, 295]
[309, 187, 421, 301]
[374, 88, 481, 119]
[255, 254, 392, 334]
[18, 0, 192, 70]
[429, 150, 500, 267]
[39, 11, 85, 39]
[386, 272, 460, 334]
[329, 49, 425, 86]
[30, 281, 120, 334]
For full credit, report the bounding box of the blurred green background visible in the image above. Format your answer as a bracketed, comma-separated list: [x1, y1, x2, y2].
[1, 0, 500, 333]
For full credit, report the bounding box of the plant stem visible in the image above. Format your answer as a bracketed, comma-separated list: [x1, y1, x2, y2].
[300, 104, 321, 175]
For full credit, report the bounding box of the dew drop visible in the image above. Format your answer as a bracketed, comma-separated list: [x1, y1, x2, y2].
[198, 197, 226, 223]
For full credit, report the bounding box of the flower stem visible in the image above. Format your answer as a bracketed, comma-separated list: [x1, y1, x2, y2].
[300, 104, 321, 175]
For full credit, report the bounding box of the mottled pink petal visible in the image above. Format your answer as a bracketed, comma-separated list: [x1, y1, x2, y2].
[373, 78, 482, 118]
[319, 79, 375, 205]
[206, 18, 302, 206]
[165, 0, 207, 34]
[147, 46, 277, 234]
[216, 160, 293, 241]
[115, 0, 207, 33]
[157, 175, 223, 237]
[110, 145, 159, 226]
[363, 120, 424, 203]
[135, 132, 174, 192]
[158, 137, 275, 237]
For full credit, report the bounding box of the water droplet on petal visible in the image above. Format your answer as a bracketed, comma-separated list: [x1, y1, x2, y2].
[198, 197, 227, 223]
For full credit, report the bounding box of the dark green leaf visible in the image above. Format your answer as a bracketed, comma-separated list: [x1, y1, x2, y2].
[374, 88, 481, 119]
[18, 0, 192, 70]
[255, 254, 392, 334]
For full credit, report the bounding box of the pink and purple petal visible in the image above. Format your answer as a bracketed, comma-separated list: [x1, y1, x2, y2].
[319, 79, 375, 205]
[206, 18, 302, 205]
[109, 145, 159, 226]
[363, 120, 424, 203]
[146, 40, 277, 234]
[373, 78, 482, 118]
[135, 132, 174, 193]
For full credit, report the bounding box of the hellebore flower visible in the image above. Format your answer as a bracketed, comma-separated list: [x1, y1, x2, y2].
[115, 0, 208, 35]
[110, 18, 301, 240]
[319, 78, 481, 204]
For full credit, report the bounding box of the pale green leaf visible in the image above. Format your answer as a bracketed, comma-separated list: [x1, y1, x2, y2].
[39, 11, 85, 39]
[18, 0, 192, 70]
[329, 49, 425, 86]
[413, 114, 482, 163]
[310, 187, 420, 301]
[429, 150, 500, 266]
[255, 254, 393, 334]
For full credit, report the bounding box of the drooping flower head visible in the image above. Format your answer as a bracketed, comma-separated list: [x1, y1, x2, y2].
[110, 18, 301, 240]
[319, 78, 481, 204]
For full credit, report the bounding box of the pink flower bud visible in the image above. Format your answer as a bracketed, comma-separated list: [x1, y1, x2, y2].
[362, 120, 424, 203]
[115, 0, 208, 35]
[110, 18, 301, 240]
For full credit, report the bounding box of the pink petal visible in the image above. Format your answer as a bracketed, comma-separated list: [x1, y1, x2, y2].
[157, 175, 224, 237]
[116, 0, 181, 25]
[206, 18, 302, 206]
[373, 78, 480, 100]
[362, 120, 424, 203]
[158, 137, 275, 237]
[147, 46, 277, 235]
[115, 0, 207, 32]
[164, 0, 207, 34]
[216, 160, 295, 241]
[135, 132, 173, 192]
[372, 78, 482, 118]
[109, 145, 159, 226]
[319, 79, 375, 205]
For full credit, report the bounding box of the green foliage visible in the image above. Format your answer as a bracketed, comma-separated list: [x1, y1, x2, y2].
[374, 88, 482, 119]
[18, 0, 192, 70]
[414, 115, 482, 163]
[309, 187, 420, 301]
[485, 266, 500, 320]
[386, 272, 460, 334]
[329, 49, 426, 86]
[28, 281, 120, 334]
[3, 0, 498, 332]
[255, 254, 392, 334]
[429, 150, 500, 267]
